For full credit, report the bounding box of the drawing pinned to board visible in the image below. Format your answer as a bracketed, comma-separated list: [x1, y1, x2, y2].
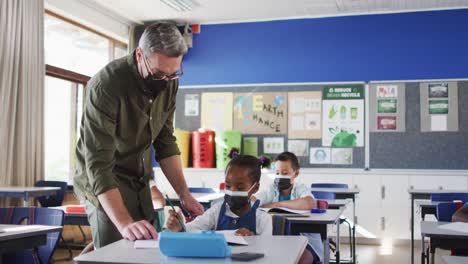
[309, 148, 331, 164]
[201, 93, 233, 132]
[331, 148, 353, 165]
[263, 137, 284, 154]
[428, 83, 449, 98]
[377, 85, 398, 98]
[243, 137, 258, 157]
[287, 140, 309, 157]
[233, 92, 287, 134]
[322, 86, 364, 147]
[184, 94, 199, 116]
[288, 91, 322, 139]
[430, 115, 448, 131]
[377, 99, 397, 113]
[377, 116, 397, 130]
[429, 100, 449, 114]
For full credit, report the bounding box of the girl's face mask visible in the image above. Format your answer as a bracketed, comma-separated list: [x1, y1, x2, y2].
[224, 183, 257, 210]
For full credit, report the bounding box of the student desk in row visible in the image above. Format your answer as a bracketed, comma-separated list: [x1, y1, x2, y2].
[0, 224, 62, 264]
[0, 186, 60, 206]
[420, 221, 468, 264]
[310, 187, 359, 264]
[408, 189, 468, 264]
[442, 256, 468, 264]
[74, 235, 308, 264]
[286, 208, 344, 264]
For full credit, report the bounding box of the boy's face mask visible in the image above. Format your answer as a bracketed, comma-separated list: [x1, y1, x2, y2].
[274, 176, 292, 191]
[224, 183, 257, 210]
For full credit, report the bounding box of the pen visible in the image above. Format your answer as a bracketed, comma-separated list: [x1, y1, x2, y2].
[165, 194, 186, 232]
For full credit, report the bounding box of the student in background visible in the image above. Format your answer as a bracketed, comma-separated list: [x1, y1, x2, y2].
[452, 202, 468, 256]
[166, 151, 272, 236]
[149, 179, 166, 209]
[452, 202, 468, 222]
[253, 152, 314, 210]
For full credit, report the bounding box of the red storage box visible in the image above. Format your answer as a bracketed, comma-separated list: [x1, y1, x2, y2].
[192, 129, 215, 168]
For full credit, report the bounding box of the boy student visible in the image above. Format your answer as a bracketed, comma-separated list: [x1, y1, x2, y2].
[167, 152, 272, 236]
[253, 152, 314, 210]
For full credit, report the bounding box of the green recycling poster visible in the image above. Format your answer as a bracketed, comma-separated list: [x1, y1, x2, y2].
[322, 85, 365, 147]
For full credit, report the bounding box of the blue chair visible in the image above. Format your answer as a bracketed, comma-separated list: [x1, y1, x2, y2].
[188, 187, 217, 193]
[311, 183, 353, 261]
[34, 181, 68, 207]
[312, 191, 336, 200]
[436, 202, 459, 222]
[431, 193, 468, 202]
[0, 207, 64, 264]
[431, 193, 468, 220]
[312, 183, 349, 189]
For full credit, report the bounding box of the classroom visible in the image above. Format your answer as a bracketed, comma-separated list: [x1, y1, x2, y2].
[1, 0, 468, 263]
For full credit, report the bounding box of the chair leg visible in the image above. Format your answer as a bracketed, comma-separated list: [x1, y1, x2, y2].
[78, 225, 87, 244]
[53, 235, 73, 262]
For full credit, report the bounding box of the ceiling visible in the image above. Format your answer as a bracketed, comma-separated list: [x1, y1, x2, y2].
[89, 0, 468, 24]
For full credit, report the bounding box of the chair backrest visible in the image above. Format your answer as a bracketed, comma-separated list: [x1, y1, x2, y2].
[0, 207, 64, 264]
[189, 187, 216, 193]
[312, 191, 336, 200]
[431, 193, 468, 202]
[311, 183, 349, 189]
[436, 202, 459, 222]
[35, 180, 68, 207]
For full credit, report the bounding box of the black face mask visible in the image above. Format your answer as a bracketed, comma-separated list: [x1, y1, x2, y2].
[224, 184, 256, 210]
[142, 77, 168, 97]
[274, 177, 292, 191]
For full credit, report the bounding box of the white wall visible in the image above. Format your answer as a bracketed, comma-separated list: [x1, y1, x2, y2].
[45, 0, 134, 43]
[153, 167, 468, 243]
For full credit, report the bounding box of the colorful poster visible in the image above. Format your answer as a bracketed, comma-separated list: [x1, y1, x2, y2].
[322, 85, 364, 147]
[331, 148, 353, 165]
[233, 93, 287, 135]
[243, 137, 258, 157]
[184, 94, 199, 116]
[377, 116, 397, 130]
[429, 100, 449, 114]
[288, 91, 322, 139]
[428, 83, 449, 98]
[377, 85, 398, 98]
[430, 115, 448, 131]
[263, 137, 284, 154]
[377, 99, 397, 113]
[201, 93, 233, 132]
[309, 148, 331, 164]
[287, 140, 309, 157]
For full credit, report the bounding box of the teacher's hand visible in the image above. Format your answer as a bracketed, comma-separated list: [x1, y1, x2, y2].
[180, 192, 204, 221]
[120, 220, 158, 241]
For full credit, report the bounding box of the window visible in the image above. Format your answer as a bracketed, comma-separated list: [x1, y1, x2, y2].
[45, 11, 128, 76]
[44, 10, 128, 182]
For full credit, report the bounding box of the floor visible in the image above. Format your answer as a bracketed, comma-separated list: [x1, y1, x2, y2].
[53, 242, 451, 264]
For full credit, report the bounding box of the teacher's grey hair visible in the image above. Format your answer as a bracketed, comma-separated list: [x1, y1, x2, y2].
[138, 22, 188, 57]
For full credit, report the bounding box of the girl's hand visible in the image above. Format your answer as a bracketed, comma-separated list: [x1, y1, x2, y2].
[235, 228, 254, 236]
[166, 209, 184, 232]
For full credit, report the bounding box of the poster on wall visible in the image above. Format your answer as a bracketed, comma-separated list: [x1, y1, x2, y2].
[322, 85, 364, 147]
[331, 148, 353, 165]
[184, 94, 199, 116]
[263, 137, 284, 154]
[201, 93, 233, 132]
[233, 92, 287, 134]
[377, 116, 397, 130]
[287, 140, 309, 157]
[243, 137, 258, 157]
[309, 148, 331, 164]
[428, 83, 449, 98]
[288, 92, 322, 139]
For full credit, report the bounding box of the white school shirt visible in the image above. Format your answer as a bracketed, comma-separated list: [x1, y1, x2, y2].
[253, 181, 314, 206]
[185, 201, 273, 236]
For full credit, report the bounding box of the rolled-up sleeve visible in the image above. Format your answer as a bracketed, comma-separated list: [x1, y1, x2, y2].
[83, 82, 118, 196]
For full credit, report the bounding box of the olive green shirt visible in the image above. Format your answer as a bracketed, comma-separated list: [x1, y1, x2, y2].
[74, 52, 180, 220]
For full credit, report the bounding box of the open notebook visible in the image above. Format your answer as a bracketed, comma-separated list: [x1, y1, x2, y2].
[258, 207, 311, 216]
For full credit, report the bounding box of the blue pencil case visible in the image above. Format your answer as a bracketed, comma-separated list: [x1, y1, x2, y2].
[159, 231, 231, 258]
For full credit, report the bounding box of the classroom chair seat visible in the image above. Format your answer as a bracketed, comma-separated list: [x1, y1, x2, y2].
[0, 207, 64, 264]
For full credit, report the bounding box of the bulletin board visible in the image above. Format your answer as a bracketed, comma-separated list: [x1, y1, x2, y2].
[174, 83, 366, 169]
